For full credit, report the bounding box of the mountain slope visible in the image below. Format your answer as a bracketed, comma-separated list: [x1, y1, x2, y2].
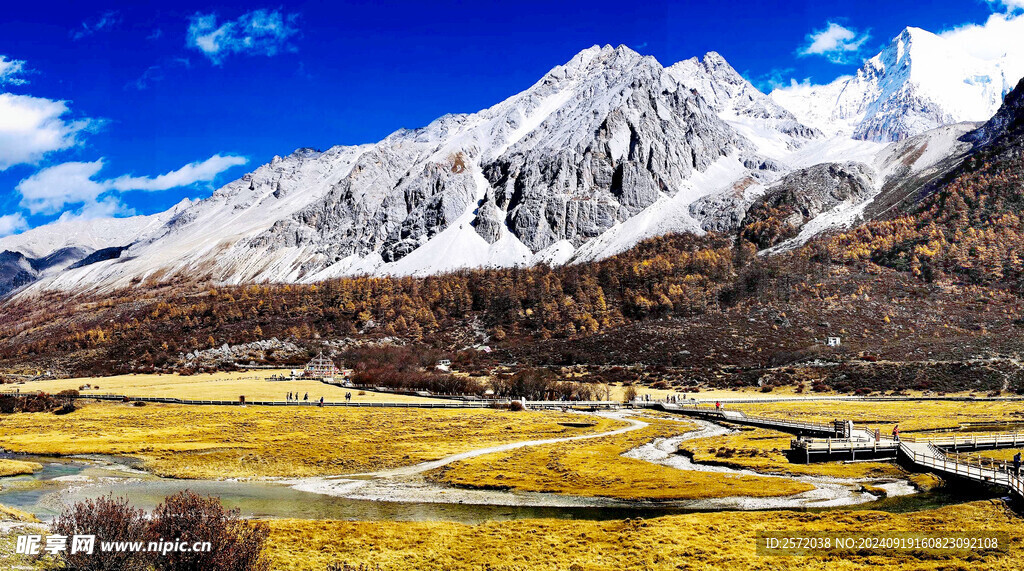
[667, 51, 821, 154]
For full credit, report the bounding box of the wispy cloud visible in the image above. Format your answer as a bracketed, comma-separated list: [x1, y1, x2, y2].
[126, 58, 190, 91]
[798, 21, 871, 64]
[0, 55, 29, 86]
[0, 213, 28, 237]
[71, 10, 121, 41]
[988, 0, 1024, 11]
[147, 28, 163, 41]
[16, 155, 249, 217]
[751, 67, 795, 92]
[187, 9, 300, 65]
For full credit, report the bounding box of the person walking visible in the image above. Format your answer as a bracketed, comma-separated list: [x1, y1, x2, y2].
[1014, 451, 1021, 476]
[319, 396, 324, 407]
[304, 392, 308, 401]
[892, 424, 900, 442]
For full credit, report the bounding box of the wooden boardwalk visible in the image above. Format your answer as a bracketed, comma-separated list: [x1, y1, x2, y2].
[792, 429, 1024, 497]
[651, 403, 844, 437]
[654, 401, 1024, 498]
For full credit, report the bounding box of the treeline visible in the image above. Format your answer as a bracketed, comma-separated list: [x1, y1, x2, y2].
[0, 234, 741, 375]
[0, 390, 77, 414]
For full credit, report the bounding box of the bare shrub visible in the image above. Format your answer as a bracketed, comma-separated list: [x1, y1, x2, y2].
[52, 495, 150, 571]
[149, 491, 269, 571]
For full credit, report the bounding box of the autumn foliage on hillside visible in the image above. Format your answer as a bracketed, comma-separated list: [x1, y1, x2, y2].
[0, 234, 740, 375]
[818, 150, 1024, 287]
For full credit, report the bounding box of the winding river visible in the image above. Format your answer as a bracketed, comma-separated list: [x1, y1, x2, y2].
[0, 412, 996, 523]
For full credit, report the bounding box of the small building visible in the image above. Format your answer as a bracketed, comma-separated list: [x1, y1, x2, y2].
[303, 352, 340, 379]
[436, 359, 452, 372]
[826, 336, 841, 347]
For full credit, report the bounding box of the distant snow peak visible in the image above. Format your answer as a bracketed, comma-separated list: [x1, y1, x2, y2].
[772, 26, 1020, 142]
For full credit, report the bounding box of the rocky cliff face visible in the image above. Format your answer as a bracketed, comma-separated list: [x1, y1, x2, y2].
[740, 162, 875, 249]
[478, 48, 753, 251]
[258, 45, 760, 259]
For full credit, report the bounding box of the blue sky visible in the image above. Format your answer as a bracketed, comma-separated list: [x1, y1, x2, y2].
[0, 0, 1020, 236]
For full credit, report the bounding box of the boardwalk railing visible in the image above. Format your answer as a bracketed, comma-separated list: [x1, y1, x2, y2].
[654, 403, 840, 436]
[791, 437, 898, 453]
[898, 442, 1015, 488]
[901, 432, 1024, 449]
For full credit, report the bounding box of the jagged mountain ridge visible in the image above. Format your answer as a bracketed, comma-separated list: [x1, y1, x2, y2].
[3, 33, 1020, 295]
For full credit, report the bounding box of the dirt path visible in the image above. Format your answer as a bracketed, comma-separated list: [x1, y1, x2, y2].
[359, 413, 648, 479]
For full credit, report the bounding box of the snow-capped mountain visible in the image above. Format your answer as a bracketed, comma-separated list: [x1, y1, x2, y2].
[0, 207, 184, 260]
[3, 33, 1020, 296]
[13, 45, 787, 292]
[772, 27, 1020, 142]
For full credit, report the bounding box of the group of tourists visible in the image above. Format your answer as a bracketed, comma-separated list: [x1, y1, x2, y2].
[284, 392, 326, 406]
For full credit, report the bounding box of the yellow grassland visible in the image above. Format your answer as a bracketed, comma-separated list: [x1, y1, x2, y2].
[0, 402, 624, 479]
[0, 503, 40, 523]
[738, 399, 1024, 432]
[430, 417, 815, 500]
[9, 369, 442, 403]
[264, 500, 1024, 571]
[0, 459, 42, 478]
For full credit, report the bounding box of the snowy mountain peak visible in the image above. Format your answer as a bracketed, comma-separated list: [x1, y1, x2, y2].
[772, 26, 1018, 142]
[666, 51, 821, 159]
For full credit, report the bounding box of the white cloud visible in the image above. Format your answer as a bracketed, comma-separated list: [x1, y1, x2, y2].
[0, 213, 28, 237]
[71, 10, 121, 41]
[108, 154, 249, 191]
[16, 159, 108, 215]
[187, 9, 300, 64]
[940, 13, 1024, 84]
[0, 55, 29, 86]
[0, 93, 93, 171]
[799, 22, 871, 64]
[16, 155, 248, 216]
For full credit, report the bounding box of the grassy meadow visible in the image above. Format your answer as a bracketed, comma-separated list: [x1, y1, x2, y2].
[7, 369, 443, 403]
[0, 400, 623, 479]
[262, 500, 1024, 570]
